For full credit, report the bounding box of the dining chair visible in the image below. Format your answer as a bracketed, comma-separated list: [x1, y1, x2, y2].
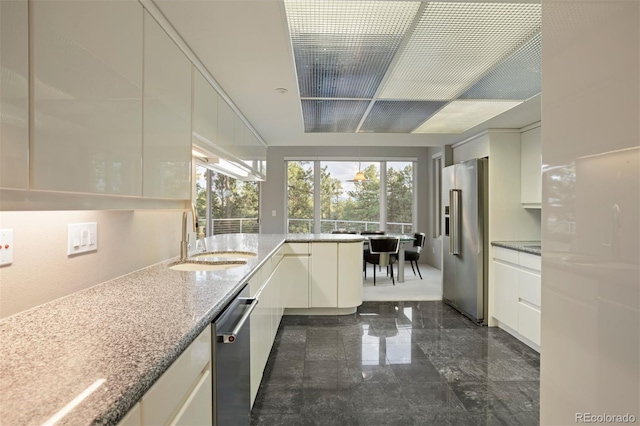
[360, 230, 386, 274]
[404, 232, 426, 279]
[364, 236, 400, 285]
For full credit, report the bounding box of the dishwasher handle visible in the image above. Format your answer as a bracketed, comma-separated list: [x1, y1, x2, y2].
[217, 297, 258, 344]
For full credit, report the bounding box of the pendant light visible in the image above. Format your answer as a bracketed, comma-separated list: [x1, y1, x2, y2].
[348, 149, 367, 183]
[353, 165, 366, 182]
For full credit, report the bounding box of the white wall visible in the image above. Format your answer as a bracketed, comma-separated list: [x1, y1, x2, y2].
[541, 0, 639, 423]
[0, 210, 183, 318]
[261, 146, 430, 241]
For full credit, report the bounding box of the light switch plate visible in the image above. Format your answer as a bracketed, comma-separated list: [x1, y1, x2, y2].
[0, 229, 14, 266]
[68, 223, 98, 256]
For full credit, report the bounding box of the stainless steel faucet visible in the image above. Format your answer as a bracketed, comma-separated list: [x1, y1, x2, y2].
[180, 204, 198, 261]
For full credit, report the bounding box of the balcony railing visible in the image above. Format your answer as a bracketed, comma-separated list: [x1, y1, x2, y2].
[211, 218, 259, 235]
[207, 217, 412, 235]
[287, 219, 412, 234]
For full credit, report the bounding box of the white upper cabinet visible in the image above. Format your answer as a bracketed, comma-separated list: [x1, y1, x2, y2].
[0, 0, 29, 190]
[31, 0, 143, 195]
[192, 70, 219, 149]
[521, 125, 542, 207]
[217, 98, 235, 155]
[142, 11, 191, 200]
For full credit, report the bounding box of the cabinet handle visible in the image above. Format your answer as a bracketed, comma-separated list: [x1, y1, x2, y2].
[217, 298, 258, 344]
[449, 189, 461, 256]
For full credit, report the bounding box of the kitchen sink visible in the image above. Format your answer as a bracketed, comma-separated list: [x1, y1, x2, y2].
[169, 259, 247, 271]
[189, 251, 257, 260]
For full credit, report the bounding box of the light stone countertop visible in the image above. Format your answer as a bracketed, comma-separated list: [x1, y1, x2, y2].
[0, 233, 363, 425]
[491, 240, 542, 256]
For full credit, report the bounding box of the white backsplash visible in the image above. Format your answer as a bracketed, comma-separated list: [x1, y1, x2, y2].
[0, 210, 183, 318]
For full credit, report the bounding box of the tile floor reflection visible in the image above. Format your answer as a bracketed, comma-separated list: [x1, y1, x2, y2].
[250, 301, 540, 426]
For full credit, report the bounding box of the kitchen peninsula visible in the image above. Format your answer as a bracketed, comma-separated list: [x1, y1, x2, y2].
[0, 233, 363, 425]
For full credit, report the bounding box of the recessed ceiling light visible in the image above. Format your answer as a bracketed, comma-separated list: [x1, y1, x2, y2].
[413, 100, 522, 134]
[275, 88, 288, 94]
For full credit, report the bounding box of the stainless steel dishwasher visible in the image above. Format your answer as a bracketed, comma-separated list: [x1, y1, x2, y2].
[212, 283, 258, 426]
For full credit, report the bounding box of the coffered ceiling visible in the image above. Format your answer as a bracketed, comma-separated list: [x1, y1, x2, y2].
[155, 0, 542, 147]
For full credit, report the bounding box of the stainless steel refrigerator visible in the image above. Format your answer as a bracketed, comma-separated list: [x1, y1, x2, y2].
[442, 158, 488, 324]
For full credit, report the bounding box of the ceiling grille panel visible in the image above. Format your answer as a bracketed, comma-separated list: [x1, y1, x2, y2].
[359, 101, 446, 133]
[285, 0, 420, 98]
[302, 100, 370, 132]
[380, 2, 542, 100]
[460, 32, 542, 100]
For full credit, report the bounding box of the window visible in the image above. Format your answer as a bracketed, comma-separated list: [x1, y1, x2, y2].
[287, 161, 314, 233]
[386, 161, 413, 234]
[287, 159, 415, 234]
[319, 161, 381, 233]
[196, 163, 260, 235]
[432, 155, 443, 237]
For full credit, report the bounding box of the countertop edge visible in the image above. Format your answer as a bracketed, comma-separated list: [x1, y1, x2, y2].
[491, 241, 541, 256]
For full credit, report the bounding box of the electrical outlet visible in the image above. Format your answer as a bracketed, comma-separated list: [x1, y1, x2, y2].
[0, 229, 14, 266]
[68, 223, 98, 256]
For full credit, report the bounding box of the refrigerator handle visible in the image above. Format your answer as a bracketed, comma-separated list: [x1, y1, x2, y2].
[449, 189, 461, 255]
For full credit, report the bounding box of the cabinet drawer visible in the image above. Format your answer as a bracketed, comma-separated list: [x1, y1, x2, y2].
[518, 269, 541, 307]
[519, 252, 541, 271]
[141, 325, 211, 425]
[282, 243, 309, 255]
[169, 369, 212, 426]
[493, 247, 519, 264]
[518, 302, 541, 346]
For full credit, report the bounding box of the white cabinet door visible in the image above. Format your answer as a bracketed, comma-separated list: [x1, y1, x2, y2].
[493, 261, 519, 330]
[117, 403, 141, 426]
[142, 11, 191, 199]
[0, 0, 28, 189]
[337, 242, 363, 308]
[141, 325, 210, 425]
[217, 99, 235, 154]
[169, 370, 212, 426]
[518, 302, 541, 346]
[280, 255, 310, 308]
[249, 305, 264, 406]
[518, 268, 541, 307]
[32, 0, 143, 195]
[192, 70, 218, 148]
[310, 243, 338, 307]
[520, 126, 542, 207]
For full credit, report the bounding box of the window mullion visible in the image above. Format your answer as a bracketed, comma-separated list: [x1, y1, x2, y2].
[380, 161, 387, 232]
[313, 160, 321, 234]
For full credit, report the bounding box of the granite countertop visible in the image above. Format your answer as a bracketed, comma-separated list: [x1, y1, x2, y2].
[491, 241, 541, 256]
[0, 233, 362, 425]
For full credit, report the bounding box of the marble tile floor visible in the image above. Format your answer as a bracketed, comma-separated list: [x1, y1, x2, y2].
[250, 301, 540, 426]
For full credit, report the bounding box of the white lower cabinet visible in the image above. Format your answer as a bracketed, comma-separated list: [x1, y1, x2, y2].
[310, 243, 339, 307]
[249, 255, 284, 407]
[493, 261, 519, 330]
[338, 242, 363, 308]
[492, 247, 541, 349]
[281, 243, 310, 308]
[118, 325, 212, 426]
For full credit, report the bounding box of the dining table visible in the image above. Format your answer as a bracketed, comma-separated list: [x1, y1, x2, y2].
[363, 234, 416, 283]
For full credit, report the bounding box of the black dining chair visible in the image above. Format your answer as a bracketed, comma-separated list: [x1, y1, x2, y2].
[364, 236, 400, 285]
[360, 230, 386, 273]
[405, 232, 426, 279]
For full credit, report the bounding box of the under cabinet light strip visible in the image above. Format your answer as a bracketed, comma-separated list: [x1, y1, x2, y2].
[138, 0, 267, 147]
